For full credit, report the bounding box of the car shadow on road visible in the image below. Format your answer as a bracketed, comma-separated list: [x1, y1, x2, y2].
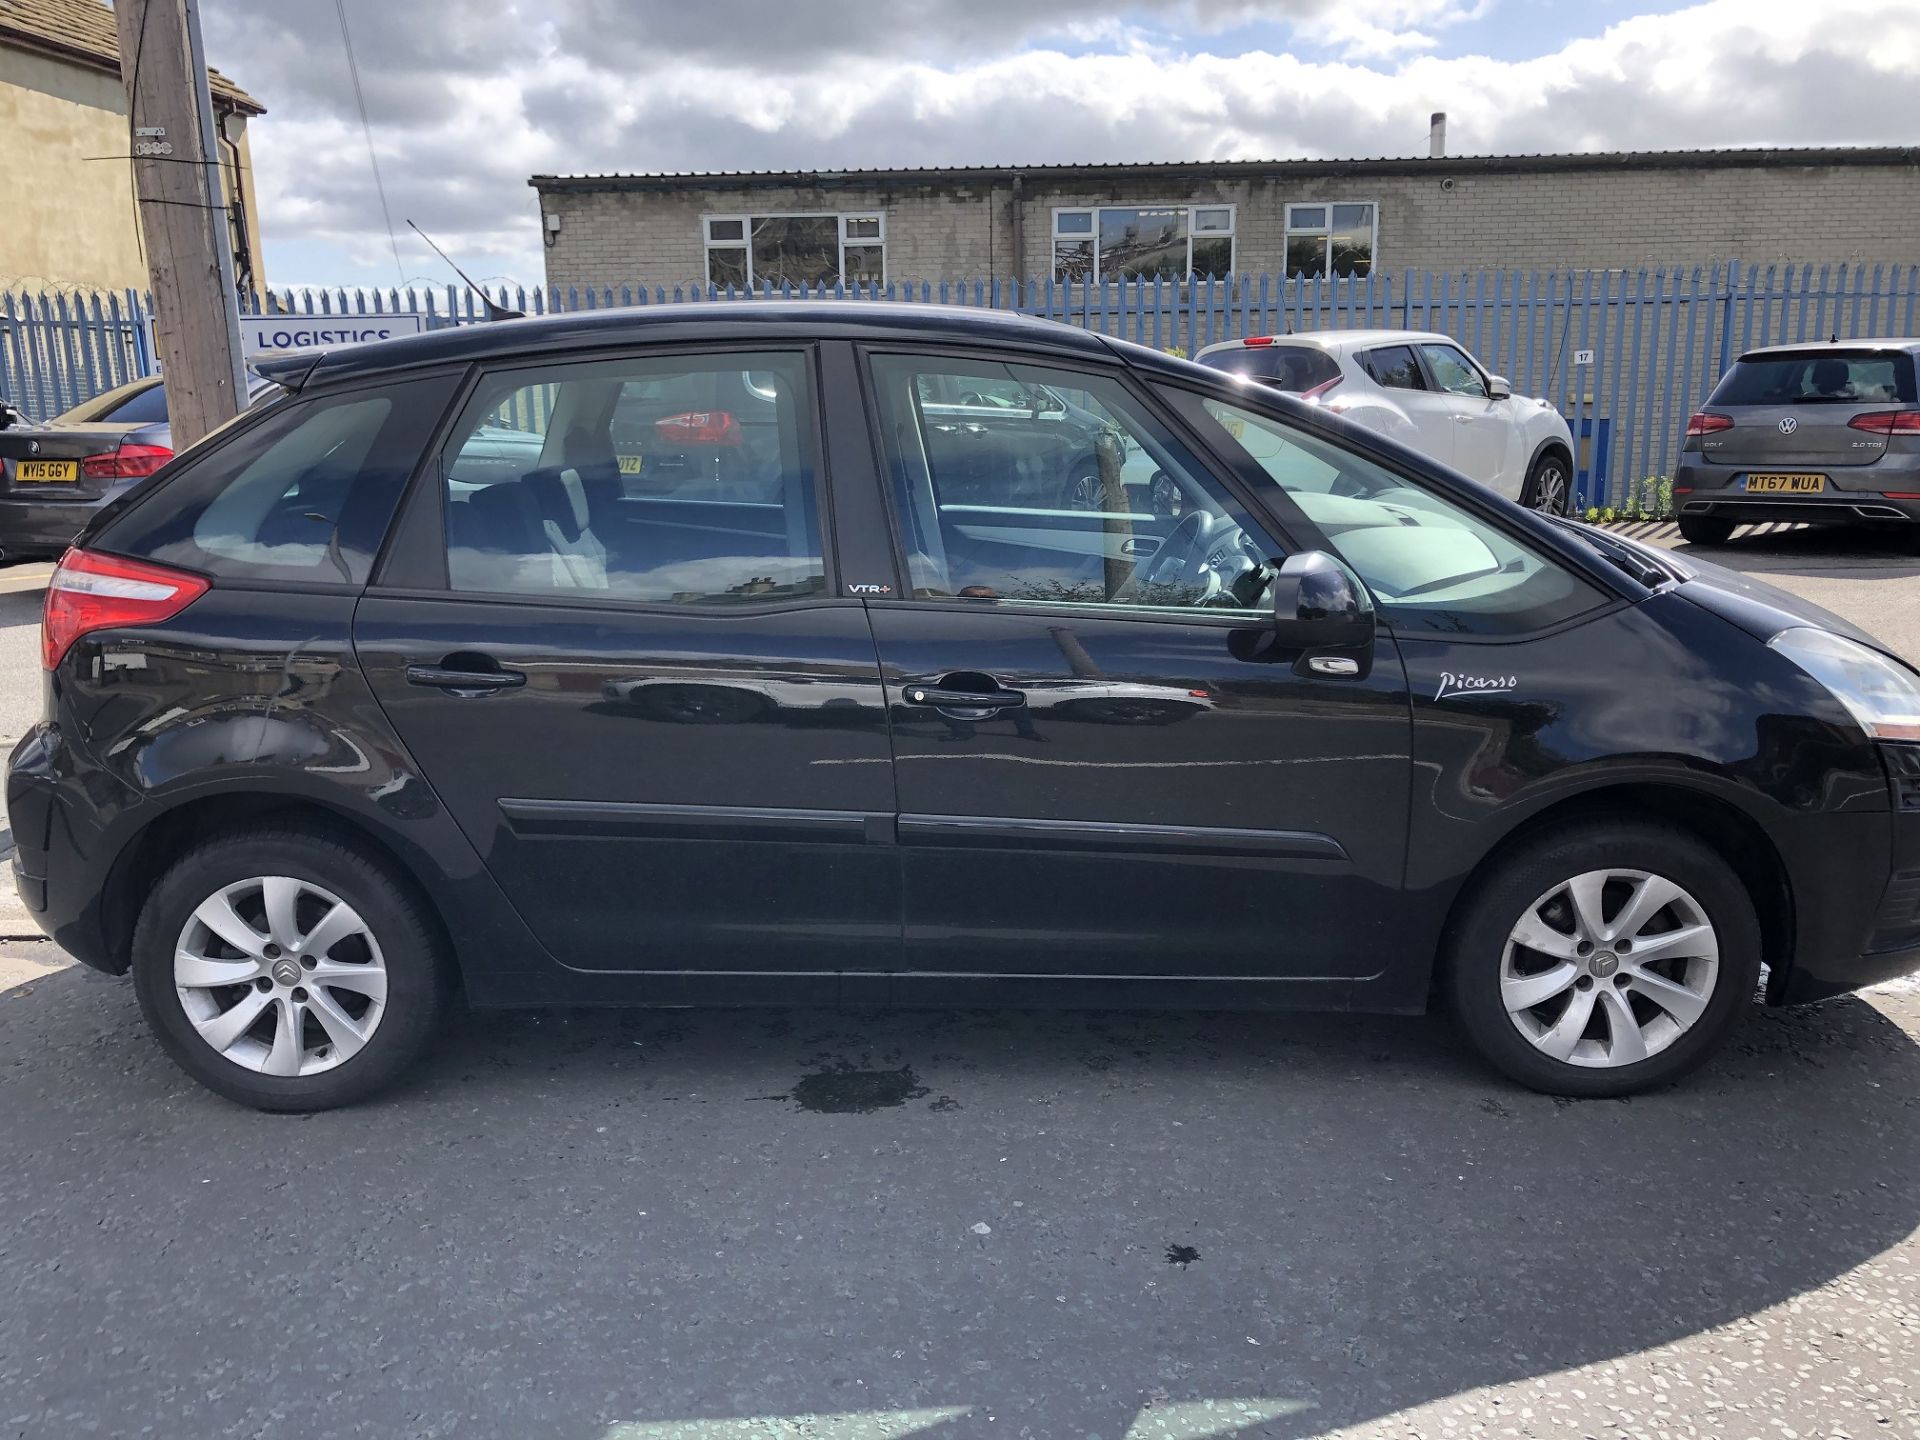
[1661, 520, 1920, 581]
[3, 967, 1918, 1438]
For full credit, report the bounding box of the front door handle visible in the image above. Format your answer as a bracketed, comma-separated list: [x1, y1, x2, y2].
[405, 663, 527, 693]
[901, 684, 1026, 710]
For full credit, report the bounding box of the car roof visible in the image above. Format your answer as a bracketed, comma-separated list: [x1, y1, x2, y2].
[1195, 329, 1452, 357]
[1735, 338, 1920, 359]
[256, 301, 1111, 391]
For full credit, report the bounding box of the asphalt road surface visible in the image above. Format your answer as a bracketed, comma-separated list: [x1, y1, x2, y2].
[2, 527, 1919, 1440]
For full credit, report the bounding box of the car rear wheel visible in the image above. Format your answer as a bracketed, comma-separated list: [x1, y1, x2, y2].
[1678, 515, 1736, 546]
[1522, 452, 1570, 516]
[132, 827, 450, 1112]
[1446, 818, 1760, 1097]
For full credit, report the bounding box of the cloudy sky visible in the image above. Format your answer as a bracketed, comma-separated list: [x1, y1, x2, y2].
[198, 0, 1920, 293]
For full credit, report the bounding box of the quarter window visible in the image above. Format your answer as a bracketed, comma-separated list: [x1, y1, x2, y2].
[869, 354, 1283, 613]
[1051, 204, 1236, 282]
[1168, 390, 1605, 636]
[1419, 343, 1488, 399]
[1284, 202, 1376, 278]
[1359, 345, 1425, 390]
[439, 351, 825, 605]
[704, 214, 885, 288]
[97, 376, 455, 585]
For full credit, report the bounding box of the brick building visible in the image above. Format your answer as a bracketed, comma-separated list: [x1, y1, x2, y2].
[530, 146, 1920, 294]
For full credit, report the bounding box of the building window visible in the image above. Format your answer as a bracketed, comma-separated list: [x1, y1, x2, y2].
[704, 214, 886, 288]
[1284, 203, 1376, 278]
[1051, 204, 1235, 282]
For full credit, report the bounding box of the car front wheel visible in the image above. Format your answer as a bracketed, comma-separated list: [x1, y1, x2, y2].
[1447, 819, 1761, 1097]
[1522, 451, 1570, 515]
[132, 827, 450, 1112]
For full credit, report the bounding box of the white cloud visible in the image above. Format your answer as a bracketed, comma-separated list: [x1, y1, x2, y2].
[201, 0, 1920, 290]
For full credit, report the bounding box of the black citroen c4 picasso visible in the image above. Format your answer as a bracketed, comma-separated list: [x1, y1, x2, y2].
[11, 302, 1920, 1111]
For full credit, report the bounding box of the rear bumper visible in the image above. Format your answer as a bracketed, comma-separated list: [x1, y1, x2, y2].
[0, 495, 106, 554]
[5, 724, 117, 972]
[1673, 461, 1920, 526]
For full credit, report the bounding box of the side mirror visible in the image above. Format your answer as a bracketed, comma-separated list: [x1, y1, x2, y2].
[1486, 374, 1513, 401]
[0, 401, 22, 430]
[1270, 550, 1375, 651]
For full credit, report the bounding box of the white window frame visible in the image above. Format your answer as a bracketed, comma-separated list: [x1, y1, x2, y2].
[1283, 201, 1379, 278]
[703, 211, 886, 288]
[1050, 202, 1236, 282]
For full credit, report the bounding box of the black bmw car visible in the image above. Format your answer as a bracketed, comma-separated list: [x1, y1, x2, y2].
[9, 301, 1920, 1111]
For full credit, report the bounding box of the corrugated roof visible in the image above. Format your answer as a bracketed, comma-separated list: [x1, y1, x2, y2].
[532, 146, 1920, 190]
[0, 0, 263, 113]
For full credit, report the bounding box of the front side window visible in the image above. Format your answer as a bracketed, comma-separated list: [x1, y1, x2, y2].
[1360, 345, 1425, 390]
[705, 213, 885, 288]
[439, 351, 824, 605]
[870, 354, 1283, 613]
[1420, 343, 1488, 398]
[1170, 391, 1605, 636]
[1284, 202, 1376, 278]
[1052, 204, 1236, 282]
[99, 375, 456, 584]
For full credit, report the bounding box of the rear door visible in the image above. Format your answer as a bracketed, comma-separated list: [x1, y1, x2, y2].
[1358, 343, 1456, 470]
[353, 345, 900, 981]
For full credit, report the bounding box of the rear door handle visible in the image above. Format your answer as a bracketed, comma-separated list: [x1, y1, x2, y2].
[901, 684, 1026, 710]
[405, 664, 526, 693]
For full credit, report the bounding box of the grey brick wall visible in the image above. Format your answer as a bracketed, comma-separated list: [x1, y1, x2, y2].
[536, 157, 1920, 293]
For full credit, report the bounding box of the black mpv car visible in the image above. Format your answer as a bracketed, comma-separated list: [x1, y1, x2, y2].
[11, 303, 1920, 1111]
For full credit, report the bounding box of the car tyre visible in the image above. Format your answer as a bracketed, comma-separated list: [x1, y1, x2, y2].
[132, 826, 451, 1112]
[1677, 515, 1736, 546]
[1521, 451, 1571, 516]
[1446, 818, 1760, 1098]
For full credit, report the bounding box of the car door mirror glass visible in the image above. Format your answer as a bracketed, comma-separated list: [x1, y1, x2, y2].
[1271, 550, 1375, 649]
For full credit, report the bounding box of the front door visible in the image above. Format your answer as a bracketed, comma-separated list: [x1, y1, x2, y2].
[862, 350, 1414, 981]
[1418, 342, 1514, 495]
[355, 346, 899, 977]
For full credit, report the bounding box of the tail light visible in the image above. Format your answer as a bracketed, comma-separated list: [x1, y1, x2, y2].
[1848, 411, 1920, 435]
[1300, 375, 1343, 402]
[42, 548, 209, 669]
[655, 410, 742, 446]
[79, 442, 173, 481]
[1685, 413, 1733, 437]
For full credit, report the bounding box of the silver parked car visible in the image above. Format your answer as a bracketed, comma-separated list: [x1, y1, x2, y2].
[1673, 340, 1920, 545]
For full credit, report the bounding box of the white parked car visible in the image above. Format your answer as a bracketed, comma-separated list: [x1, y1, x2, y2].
[1195, 330, 1575, 514]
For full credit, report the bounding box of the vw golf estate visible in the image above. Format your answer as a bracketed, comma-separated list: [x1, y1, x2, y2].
[10, 303, 1920, 1110]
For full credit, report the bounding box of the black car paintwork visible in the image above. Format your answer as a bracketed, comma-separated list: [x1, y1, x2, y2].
[11, 300, 1920, 1017]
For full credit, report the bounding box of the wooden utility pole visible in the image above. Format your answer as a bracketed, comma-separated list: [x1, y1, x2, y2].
[116, 0, 247, 451]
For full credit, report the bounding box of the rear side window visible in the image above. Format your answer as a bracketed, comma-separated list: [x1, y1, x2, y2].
[1710, 351, 1918, 405]
[97, 375, 456, 584]
[1359, 345, 1426, 390]
[1199, 345, 1341, 393]
[438, 350, 825, 605]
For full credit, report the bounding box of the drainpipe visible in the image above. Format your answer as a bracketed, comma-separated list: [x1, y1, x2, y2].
[1010, 172, 1026, 294]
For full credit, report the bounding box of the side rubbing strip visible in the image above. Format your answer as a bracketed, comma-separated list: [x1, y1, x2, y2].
[896, 813, 1349, 861]
[500, 798, 882, 843]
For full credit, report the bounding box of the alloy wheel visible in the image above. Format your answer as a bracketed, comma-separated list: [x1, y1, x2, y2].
[1529, 462, 1569, 515]
[173, 876, 388, 1078]
[1500, 868, 1719, 1068]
